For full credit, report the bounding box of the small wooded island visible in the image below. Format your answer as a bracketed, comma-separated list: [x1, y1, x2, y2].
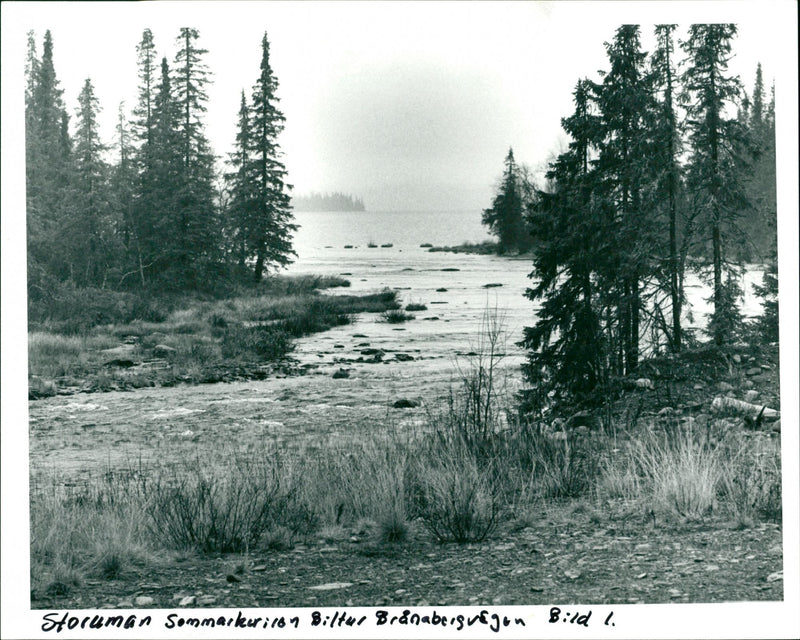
[292, 192, 366, 212]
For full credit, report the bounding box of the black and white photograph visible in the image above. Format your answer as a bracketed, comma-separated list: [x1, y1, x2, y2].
[2, 1, 798, 638]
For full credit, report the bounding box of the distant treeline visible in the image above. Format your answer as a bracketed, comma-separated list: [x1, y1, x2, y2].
[292, 192, 365, 212]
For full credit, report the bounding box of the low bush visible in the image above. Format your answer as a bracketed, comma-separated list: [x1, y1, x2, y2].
[262, 274, 351, 294]
[405, 303, 428, 312]
[515, 428, 602, 499]
[146, 451, 315, 553]
[626, 424, 722, 520]
[29, 284, 171, 334]
[409, 440, 499, 543]
[221, 325, 293, 361]
[29, 468, 152, 597]
[719, 436, 782, 524]
[382, 309, 414, 324]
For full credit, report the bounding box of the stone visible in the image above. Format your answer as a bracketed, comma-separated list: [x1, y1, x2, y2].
[766, 571, 783, 583]
[744, 390, 760, 402]
[393, 398, 419, 409]
[746, 367, 762, 376]
[718, 381, 734, 392]
[104, 358, 137, 368]
[436, 287, 448, 292]
[179, 596, 196, 607]
[308, 582, 353, 591]
[332, 368, 350, 379]
[134, 596, 154, 607]
[198, 595, 217, 605]
[360, 348, 384, 357]
[394, 353, 414, 362]
[153, 344, 177, 358]
[482, 283, 503, 288]
[635, 378, 654, 390]
[567, 410, 599, 430]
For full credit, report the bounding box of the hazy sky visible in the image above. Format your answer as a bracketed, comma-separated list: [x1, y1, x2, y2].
[1, 1, 793, 211]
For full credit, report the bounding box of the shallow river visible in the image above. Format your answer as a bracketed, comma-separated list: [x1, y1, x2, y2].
[28, 210, 766, 479]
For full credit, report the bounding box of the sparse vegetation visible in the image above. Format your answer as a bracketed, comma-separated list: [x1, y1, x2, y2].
[427, 240, 501, 255]
[381, 309, 414, 324]
[27, 277, 397, 395]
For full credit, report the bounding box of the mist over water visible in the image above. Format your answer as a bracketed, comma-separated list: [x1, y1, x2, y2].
[285, 211, 766, 377]
[289, 210, 493, 257]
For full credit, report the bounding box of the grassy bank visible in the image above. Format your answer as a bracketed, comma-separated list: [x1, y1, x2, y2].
[29, 340, 782, 601]
[427, 240, 502, 255]
[28, 275, 399, 397]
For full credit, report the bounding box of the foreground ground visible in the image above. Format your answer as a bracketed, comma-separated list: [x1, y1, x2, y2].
[26, 271, 784, 609]
[31, 506, 783, 610]
[28, 337, 784, 610]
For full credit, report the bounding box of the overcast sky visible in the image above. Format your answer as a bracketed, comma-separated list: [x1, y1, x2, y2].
[2, 1, 794, 211]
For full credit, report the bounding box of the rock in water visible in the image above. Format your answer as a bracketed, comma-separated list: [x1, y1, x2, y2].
[393, 398, 419, 409]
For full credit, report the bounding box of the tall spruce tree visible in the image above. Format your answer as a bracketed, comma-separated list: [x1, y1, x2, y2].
[129, 30, 164, 285]
[72, 78, 111, 286]
[225, 90, 255, 272]
[482, 148, 528, 254]
[172, 27, 219, 285]
[112, 102, 139, 283]
[25, 30, 72, 291]
[681, 24, 750, 345]
[594, 25, 654, 372]
[136, 56, 183, 283]
[521, 79, 607, 411]
[650, 24, 686, 351]
[742, 64, 777, 259]
[133, 29, 158, 159]
[248, 31, 296, 281]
